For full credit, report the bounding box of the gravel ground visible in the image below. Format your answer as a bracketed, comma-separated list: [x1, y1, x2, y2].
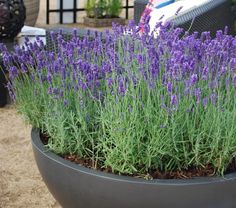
[0, 105, 61, 208]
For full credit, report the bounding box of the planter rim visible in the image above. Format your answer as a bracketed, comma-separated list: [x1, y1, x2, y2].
[32, 128, 236, 186]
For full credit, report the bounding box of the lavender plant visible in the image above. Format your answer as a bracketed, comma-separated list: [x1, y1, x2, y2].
[2, 20, 236, 178]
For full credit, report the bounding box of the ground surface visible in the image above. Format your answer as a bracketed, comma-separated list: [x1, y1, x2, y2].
[0, 105, 61, 208]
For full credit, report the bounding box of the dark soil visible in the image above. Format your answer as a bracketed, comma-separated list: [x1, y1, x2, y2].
[40, 132, 50, 145]
[64, 155, 236, 179]
[41, 133, 236, 180]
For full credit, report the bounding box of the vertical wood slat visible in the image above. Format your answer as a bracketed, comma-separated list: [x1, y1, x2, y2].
[60, 0, 63, 24]
[126, 0, 129, 19]
[24, 0, 40, 26]
[73, 0, 77, 23]
[46, 0, 50, 24]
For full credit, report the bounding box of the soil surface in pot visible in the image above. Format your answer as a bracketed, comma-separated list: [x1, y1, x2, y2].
[41, 132, 236, 180]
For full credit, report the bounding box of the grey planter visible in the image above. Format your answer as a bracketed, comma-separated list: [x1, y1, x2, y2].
[31, 128, 236, 208]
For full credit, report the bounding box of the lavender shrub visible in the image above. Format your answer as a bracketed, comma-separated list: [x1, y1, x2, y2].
[2, 20, 236, 177]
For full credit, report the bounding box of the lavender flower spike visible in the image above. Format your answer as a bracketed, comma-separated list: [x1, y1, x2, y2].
[190, 74, 198, 86]
[175, 6, 183, 15]
[233, 74, 236, 87]
[170, 94, 178, 106]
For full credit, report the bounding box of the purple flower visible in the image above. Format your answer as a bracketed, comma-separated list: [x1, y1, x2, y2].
[6, 83, 15, 101]
[210, 93, 217, 106]
[3, 54, 11, 65]
[220, 67, 226, 76]
[0, 43, 7, 52]
[52, 88, 59, 95]
[232, 39, 236, 47]
[9, 66, 18, 79]
[40, 75, 47, 83]
[184, 87, 190, 95]
[170, 94, 178, 106]
[20, 63, 27, 73]
[64, 99, 68, 106]
[194, 88, 201, 104]
[233, 74, 236, 87]
[50, 31, 55, 40]
[107, 78, 113, 88]
[166, 82, 173, 94]
[47, 73, 53, 84]
[208, 80, 218, 89]
[24, 36, 30, 44]
[230, 58, 236, 68]
[137, 54, 143, 65]
[118, 79, 126, 95]
[59, 90, 64, 98]
[73, 28, 77, 38]
[189, 74, 198, 86]
[225, 77, 230, 90]
[202, 97, 209, 108]
[175, 6, 183, 15]
[202, 67, 209, 80]
[47, 87, 53, 94]
[129, 105, 133, 113]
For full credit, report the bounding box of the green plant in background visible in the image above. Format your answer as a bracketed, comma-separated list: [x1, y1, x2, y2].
[94, 0, 107, 18]
[85, 0, 96, 18]
[85, 0, 123, 18]
[107, 0, 122, 18]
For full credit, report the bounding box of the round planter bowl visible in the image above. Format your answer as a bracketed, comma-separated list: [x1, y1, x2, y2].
[31, 128, 236, 208]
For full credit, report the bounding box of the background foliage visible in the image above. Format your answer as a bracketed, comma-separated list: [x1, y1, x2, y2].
[85, 0, 122, 18]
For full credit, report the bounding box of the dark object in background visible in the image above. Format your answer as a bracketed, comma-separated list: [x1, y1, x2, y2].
[0, 56, 7, 107]
[0, 0, 26, 39]
[0, 0, 26, 107]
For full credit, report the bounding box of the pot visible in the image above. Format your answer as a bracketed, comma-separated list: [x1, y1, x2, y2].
[31, 128, 236, 208]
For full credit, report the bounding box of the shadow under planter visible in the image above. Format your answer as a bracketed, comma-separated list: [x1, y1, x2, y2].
[31, 128, 236, 208]
[83, 17, 126, 27]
